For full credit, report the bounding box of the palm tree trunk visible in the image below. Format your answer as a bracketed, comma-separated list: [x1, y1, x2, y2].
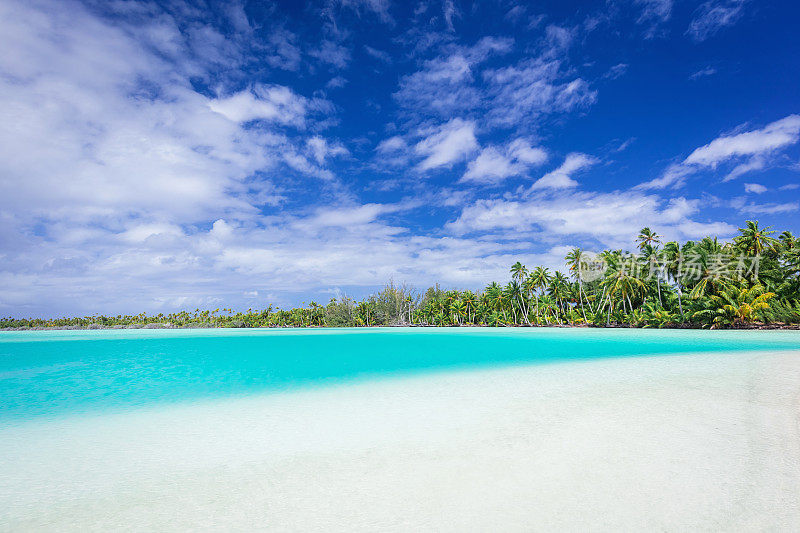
[577, 282, 586, 321]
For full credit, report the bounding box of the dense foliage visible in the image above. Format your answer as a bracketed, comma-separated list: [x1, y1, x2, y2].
[3, 221, 799, 330]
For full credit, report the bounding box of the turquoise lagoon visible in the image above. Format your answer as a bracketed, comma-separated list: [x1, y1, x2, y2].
[1, 327, 799, 423]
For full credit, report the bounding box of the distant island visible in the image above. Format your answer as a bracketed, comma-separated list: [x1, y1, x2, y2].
[4, 220, 799, 331]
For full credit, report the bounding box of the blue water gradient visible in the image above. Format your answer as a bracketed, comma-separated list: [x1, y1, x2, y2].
[1, 328, 798, 422]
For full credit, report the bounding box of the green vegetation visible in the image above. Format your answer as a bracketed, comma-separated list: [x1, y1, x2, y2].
[3, 220, 799, 330]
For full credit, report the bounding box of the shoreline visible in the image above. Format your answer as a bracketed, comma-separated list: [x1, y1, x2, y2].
[2, 348, 799, 530]
[4, 322, 800, 331]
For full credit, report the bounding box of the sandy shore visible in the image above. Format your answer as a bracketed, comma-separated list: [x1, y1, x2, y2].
[1, 349, 799, 531]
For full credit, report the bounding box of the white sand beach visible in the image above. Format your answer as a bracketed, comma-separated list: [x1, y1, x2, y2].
[2, 349, 799, 531]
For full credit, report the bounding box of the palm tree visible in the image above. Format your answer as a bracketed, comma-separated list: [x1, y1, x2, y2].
[636, 227, 661, 251]
[779, 231, 797, 251]
[565, 248, 588, 321]
[504, 281, 523, 324]
[547, 272, 570, 323]
[485, 282, 507, 321]
[462, 290, 476, 323]
[508, 264, 531, 324]
[661, 241, 685, 320]
[528, 266, 552, 323]
[510, 262, 528, 284]
[601, 257, 646, 322]
[692, 283, 775, 327]
[685, 237, 734, 299]
[452, 299, 465, 325]
[639, 243, 663, 304]
[734, 220, 777, 257]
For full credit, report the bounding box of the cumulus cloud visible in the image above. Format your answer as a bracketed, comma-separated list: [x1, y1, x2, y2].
[414, 119, 478, 171]
[0, 0, 766, 318]
[306, 136, 349, 165]
[208, 85, 319, 126]
[743, 183, 766, 194]
[374, 135, 411, 168]
[461, 139, 547, 184]
[446, 189, 736, 247]
[0, 0, 286, 228]
[529, 153, 597, 190]
[0, 0, 343, 305]
[376, 136, 408, 153]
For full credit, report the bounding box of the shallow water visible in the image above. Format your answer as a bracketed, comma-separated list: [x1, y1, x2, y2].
[2, 328, 800, 531]
[1, 327, 798, 422]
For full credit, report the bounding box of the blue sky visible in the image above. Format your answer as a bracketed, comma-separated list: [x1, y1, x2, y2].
[1, 0, 799, 317]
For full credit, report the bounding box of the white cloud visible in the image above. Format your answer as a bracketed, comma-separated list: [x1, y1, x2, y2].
[208, 85, 316, 126]
[326, 76, 348, 89]
[637, 114, 800, 189]
[685, 115, 800, 167]
[509, 139, 549, 165]
[121, 223, 185, 244]
[447, 189, 736, 247]
[283, 152, 336, 180]
[0, 0, 772, 318]
[736, 202, 799, 215]
[414, 119, 478, 171]
[482, 59, 597, 127]
[634, 0, 673, 38]
[443, 0, 460, 31]
[689, 66, 717, 79]
[724, 157, 765, 181]
[376, 136, 407, 153]
[306, 136, 348, 165]
[300, 204, 386, 228]
[743, 183, 766, 194]
[374, 135, 411, 168]
[460, 139, 547, 184]
[616, 138, 636, 152]
[265, 27, 302, 71]
[308, 39, 352, 69]
[461, 148, 518, 184]
[635, 164, 695, 190]
[338, 0, 393, 23]
[393, 37, 513, 120]
[393, 30, 595, 141]
[530, 153, 597, 190]
[364, 45, 392, 62]
[604, 63, 629, 80]
[687, 0, 746, 42]
[0, 1, 290, 229]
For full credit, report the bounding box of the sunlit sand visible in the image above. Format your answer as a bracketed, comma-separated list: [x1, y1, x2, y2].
[2, 348, 798, 531]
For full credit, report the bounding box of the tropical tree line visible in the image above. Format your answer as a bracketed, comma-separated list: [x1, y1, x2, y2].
[3, 221, 800, 330]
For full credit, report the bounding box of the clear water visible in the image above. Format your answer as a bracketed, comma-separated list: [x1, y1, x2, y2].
[1, 327, 798, 423]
